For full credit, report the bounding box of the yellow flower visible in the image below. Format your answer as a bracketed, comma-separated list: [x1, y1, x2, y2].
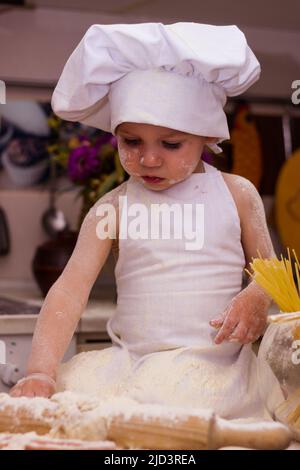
[47, 144, 58, 154]
[48, 116, 61, 129]
[68, 137, 81, 149]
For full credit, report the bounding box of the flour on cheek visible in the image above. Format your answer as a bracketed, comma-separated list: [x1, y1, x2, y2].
[117, 141, 141, 177]
[117, 138, 200, 187]
[168, 139, 203, 185]
[168, 159, 199, 185]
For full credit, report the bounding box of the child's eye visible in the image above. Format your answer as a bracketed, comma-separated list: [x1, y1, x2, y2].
[123, 138, 181, 150]
[162, 142, 182, 150]
[123, 138, 140, 146]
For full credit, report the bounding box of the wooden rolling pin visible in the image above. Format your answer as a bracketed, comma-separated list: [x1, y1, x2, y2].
[0, 395, 292, 450]
[107, 410, 292, 450]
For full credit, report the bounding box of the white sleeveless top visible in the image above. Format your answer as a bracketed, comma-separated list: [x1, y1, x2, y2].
[103, 162, 267, 419]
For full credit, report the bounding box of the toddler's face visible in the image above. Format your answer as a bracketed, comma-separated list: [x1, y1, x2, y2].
[116, 122, 216, 191]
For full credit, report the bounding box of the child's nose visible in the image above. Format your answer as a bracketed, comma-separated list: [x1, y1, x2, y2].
[140, 151, 163, 167]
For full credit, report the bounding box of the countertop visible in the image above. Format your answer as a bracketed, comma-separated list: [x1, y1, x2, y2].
[0, 280, 281, 336]
[0, 281, 116, 335]
[0, 282, 299, 449]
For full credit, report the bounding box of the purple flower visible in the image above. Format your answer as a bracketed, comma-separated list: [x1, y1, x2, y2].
[109, 136, 118, 149]
[93, 133, 118, 150]
[78, 135, 90, 144]
[68, 145, 101, 183]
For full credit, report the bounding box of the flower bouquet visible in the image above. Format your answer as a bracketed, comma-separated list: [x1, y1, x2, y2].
[46, 114, 127, 229]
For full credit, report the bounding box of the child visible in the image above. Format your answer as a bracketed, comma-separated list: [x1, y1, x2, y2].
[10, 23, 275, 419]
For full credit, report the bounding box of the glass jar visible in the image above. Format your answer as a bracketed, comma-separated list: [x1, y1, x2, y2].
[258, 312, 300, 439]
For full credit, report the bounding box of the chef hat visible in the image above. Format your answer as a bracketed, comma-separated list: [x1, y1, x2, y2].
[51, 22, 260, 153]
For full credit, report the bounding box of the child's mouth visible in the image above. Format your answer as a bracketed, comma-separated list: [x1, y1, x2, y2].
[141, 176, 165, 184]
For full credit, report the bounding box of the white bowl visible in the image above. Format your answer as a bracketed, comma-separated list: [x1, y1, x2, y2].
[0, 123, 14, 150]
[1, 150, 49, 187]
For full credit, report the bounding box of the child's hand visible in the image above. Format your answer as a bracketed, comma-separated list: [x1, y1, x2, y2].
[9, 373, 56, 398]
[210, 282, 271, 345]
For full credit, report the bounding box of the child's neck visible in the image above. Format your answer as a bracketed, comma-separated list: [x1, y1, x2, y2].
[192, 159, 205, 174]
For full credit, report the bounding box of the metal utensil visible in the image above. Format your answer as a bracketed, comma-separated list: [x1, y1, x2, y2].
[0, 206, 10, 256]
[41, 158, 69, 237]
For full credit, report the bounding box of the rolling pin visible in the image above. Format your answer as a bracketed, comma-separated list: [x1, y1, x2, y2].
[0, 395, 292, 450]
[107, 411, 292, 450]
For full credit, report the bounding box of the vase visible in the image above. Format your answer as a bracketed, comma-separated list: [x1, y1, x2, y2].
[32, 229, 78, 297]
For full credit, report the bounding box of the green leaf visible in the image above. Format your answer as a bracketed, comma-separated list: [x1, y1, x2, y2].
[114, 151, 125, 183]
[96, 171, 118, 198]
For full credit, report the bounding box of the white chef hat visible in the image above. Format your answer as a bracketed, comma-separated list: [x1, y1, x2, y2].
[51, 22, 260, 153]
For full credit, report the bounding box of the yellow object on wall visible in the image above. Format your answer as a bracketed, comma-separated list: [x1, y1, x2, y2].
[231, 104, 263, 189]
[275, 149, 300, 259]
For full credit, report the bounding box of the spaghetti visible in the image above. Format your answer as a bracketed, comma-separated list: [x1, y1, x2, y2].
[246, 249, 300, 313]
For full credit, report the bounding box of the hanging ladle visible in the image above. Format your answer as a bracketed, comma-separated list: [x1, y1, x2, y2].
[41, 157, 69, 238]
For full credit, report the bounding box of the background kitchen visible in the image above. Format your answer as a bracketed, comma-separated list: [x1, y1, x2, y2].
[0, 0, 299, 393]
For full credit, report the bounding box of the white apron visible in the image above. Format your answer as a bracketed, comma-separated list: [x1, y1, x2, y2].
[57, 162, 267, 419]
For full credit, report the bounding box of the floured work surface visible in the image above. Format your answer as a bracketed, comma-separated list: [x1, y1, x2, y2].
[0, 433, 117, 450]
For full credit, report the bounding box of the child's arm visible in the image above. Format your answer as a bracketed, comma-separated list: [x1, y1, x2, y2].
[211, 175, 274, 345]
[10, 183, 126, 397]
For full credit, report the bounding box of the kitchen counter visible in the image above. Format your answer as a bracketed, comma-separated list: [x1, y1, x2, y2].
[0, 280, 116, 335]
[0, 280, 116, 391]
[0, 280, 280, 336]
